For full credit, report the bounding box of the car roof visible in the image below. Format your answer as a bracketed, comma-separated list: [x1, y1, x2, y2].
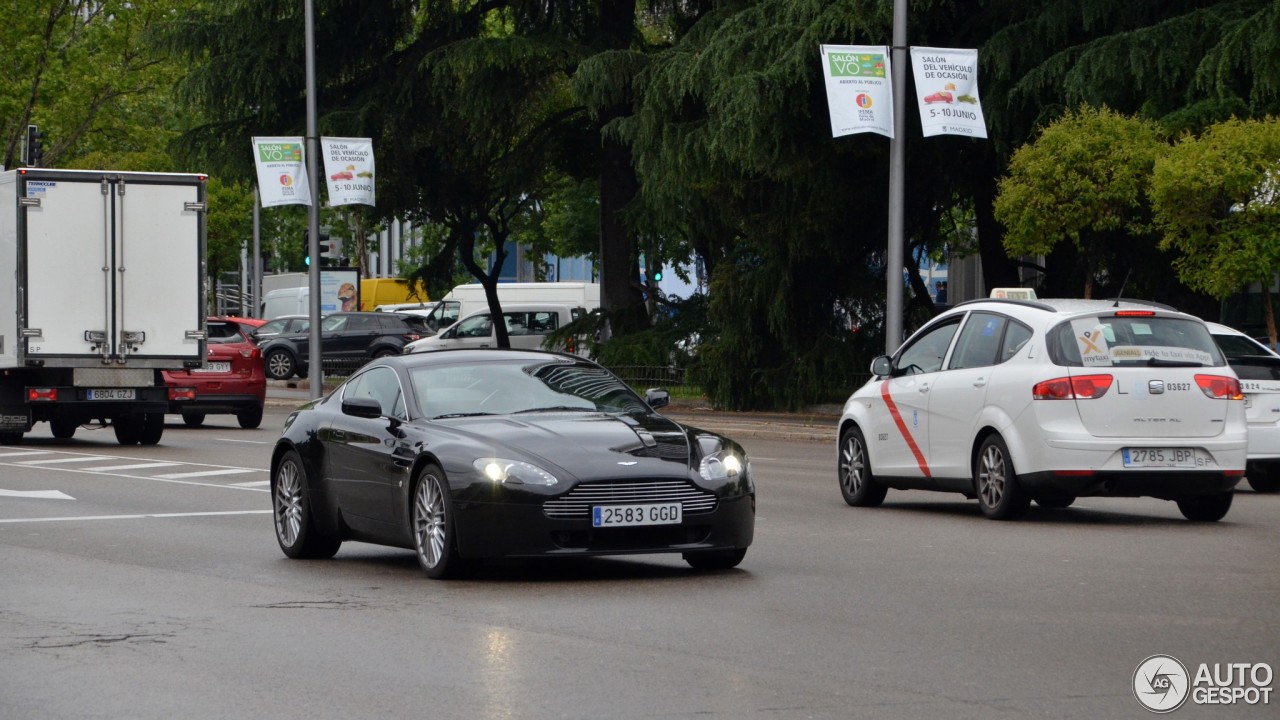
[384, 347, 585, 365]
[949, 297, 1196, 322]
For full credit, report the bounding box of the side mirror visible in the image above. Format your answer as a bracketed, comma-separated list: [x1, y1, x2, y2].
[342, 396, 383, 419]
[870, 355, 894, 377]
[645, 388, 670, 410]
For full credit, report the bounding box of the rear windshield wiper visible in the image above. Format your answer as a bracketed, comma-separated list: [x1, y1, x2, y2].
[1144, 358, 1206, 367]
[432, 412, 496, 419]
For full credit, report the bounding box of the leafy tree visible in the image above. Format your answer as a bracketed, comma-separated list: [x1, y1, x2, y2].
[1150, 116, 1280, 343]
[994, 106, 1166, 298]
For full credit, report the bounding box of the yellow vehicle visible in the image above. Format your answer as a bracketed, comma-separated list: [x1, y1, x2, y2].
[359, 277, 428, 311]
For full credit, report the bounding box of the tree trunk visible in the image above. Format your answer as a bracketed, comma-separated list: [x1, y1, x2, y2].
[972, 148, 1020, 294]
[457, 220, 511, 349]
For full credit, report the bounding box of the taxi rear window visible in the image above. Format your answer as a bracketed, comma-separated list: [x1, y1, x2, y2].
[1047, 316, 1225, 368]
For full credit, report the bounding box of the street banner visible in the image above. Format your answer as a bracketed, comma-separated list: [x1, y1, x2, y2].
[909, 47, 988, 138]
[320, 137, 376, 207]
[820, 45, 894, 138]
[252, 137, 311, 206]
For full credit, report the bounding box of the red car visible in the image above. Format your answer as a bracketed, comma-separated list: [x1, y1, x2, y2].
[164, 317, 267, 428]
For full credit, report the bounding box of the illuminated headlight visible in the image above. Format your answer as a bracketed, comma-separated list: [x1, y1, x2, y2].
[473, 458, 559, 486]
[699, 452, 744, 482]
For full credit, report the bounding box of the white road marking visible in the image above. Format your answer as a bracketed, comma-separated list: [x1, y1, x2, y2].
[0, 509, 272, 524]
[0, 451, 53, 458]
[217, 438, 271, 444]
[18, 457, 115, 465]
[81, 462, 182, 472]
[0, 488, 76, 500]
[153, 468, 256, 479]
[230, 480, 270, 488]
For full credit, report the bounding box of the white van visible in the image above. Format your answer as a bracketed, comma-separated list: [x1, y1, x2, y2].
[260, 287, 308, 320]
[404, 303, 588, 354]
[418, 282, 599, 334]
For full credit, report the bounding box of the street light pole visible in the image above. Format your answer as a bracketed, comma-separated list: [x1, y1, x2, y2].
[885, 0, 907, 354]
[304, 0, 323, 399]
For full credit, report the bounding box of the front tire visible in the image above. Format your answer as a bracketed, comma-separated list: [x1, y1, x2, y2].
[975, 435, 1029, 520]
[1176, 493, 1233, 522]
[139, 413, 164, 445]
[412, 464, 467, 579]
[0, 431, 23, 445]
[683, 548, 747, 570]
[272, 450, 342, 559]
[838, 426, 888, 507]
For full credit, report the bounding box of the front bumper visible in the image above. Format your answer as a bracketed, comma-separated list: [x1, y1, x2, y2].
[452, 492, 755, 560]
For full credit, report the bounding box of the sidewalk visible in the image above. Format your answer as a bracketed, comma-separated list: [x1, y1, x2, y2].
[266, 381, 839, 442]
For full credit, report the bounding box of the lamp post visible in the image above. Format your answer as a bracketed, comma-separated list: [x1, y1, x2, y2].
[304, 0, 323, 399]
[885, 0, 907, 354]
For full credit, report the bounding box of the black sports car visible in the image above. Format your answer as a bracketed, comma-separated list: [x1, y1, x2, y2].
[270, 349, 755, 578]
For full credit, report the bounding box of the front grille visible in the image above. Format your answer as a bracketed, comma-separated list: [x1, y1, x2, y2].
[543, 480, 717, 519]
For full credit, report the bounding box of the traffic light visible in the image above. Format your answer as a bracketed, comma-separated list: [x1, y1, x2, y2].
[25, 125, 43, 167]
[301, 229, 331, 267]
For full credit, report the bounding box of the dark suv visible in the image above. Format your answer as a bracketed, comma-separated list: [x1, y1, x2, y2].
[259, 312, 428, 380]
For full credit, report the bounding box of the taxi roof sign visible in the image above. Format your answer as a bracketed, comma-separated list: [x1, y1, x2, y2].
[990, 288, 1038, 300]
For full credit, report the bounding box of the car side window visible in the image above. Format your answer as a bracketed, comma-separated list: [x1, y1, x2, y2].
[949, 312, 1007, 370]
[528, 311, 559, 334]
[346, 315, 379, 332]
[454, 314, 493, 338]
[1001, 320, 1033, 362]
[343, 367, 406, 420]
[321, 315, 349, 332]
[897, 318, 961, 375]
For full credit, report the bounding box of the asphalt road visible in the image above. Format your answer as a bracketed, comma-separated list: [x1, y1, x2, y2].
[1, 408, 1277, 719]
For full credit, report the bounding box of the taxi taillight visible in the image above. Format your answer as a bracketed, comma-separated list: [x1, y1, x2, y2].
[1195, 374, 1243, 400]
[1032, 375, 1113, 400]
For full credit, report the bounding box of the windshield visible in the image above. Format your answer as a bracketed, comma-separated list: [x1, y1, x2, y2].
[1048, 316, 1226, 367]
[409, 358, 651, 419]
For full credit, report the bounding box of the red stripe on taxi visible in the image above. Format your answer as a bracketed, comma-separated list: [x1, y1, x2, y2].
[880, 381, 931, 477]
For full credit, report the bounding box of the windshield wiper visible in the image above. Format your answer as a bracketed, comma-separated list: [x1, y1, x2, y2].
[1145, 358, 1205, 367]
[432, 412, 496, 419]
[512, 406, 597, 414]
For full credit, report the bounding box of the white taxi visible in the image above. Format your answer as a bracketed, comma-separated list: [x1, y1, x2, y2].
[838, 294, 1247, 521]
[1205, 321, 1280, 492]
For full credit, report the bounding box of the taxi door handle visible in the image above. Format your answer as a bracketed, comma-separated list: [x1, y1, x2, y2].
[918, 384, 929, 393]
[973, 377, 987, 388]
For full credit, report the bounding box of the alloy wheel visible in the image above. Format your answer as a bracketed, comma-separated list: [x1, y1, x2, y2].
[275, 459, 303, 548]
[414, 474, 447, 569]
[978, 443, 1006, 508]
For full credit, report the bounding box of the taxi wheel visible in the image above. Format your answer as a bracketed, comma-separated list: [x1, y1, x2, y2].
[1034, 496, 1076, 509]
[272, 450, 342, 559]
[1245, 462, 1279, 493]
[975, 435, 1030, 520]
[1176, 493, 1233, 522]
[838, 426, 887, 507]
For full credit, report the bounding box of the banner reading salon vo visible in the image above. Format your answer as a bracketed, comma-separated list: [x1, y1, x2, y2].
[909, 47, 988, 138]
[320, 137, 375, 207]
[252, 137, 312, 207]
[820, 45, 894, 138]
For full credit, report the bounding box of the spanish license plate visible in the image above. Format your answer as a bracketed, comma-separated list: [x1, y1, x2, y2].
[1122, 448, 1195, 468]
[87, 388, 137, 400]
[193, 362, 231, 373]
[592, 503, 682, 528]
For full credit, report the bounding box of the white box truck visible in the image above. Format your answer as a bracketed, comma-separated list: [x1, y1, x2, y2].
[0, 168, 207, 445]
[419, 281, 599, 334]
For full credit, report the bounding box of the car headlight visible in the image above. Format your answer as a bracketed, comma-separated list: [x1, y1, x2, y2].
[699, 451, 744, 482]
[473, 458, 559, 486]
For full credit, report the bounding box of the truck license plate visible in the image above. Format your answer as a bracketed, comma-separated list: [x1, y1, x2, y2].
[592, 503, 682, 528]
[1122, 448, 1195, 468]
[87, 389, 137, 400]
[193, 362, 231, 373]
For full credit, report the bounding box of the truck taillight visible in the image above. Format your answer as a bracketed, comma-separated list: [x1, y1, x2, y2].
[1032, 374, 1113, 400]
[27, 387, 57, 401]
[1195, 374, 1243, 400]
[169, 387, 196, 401]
